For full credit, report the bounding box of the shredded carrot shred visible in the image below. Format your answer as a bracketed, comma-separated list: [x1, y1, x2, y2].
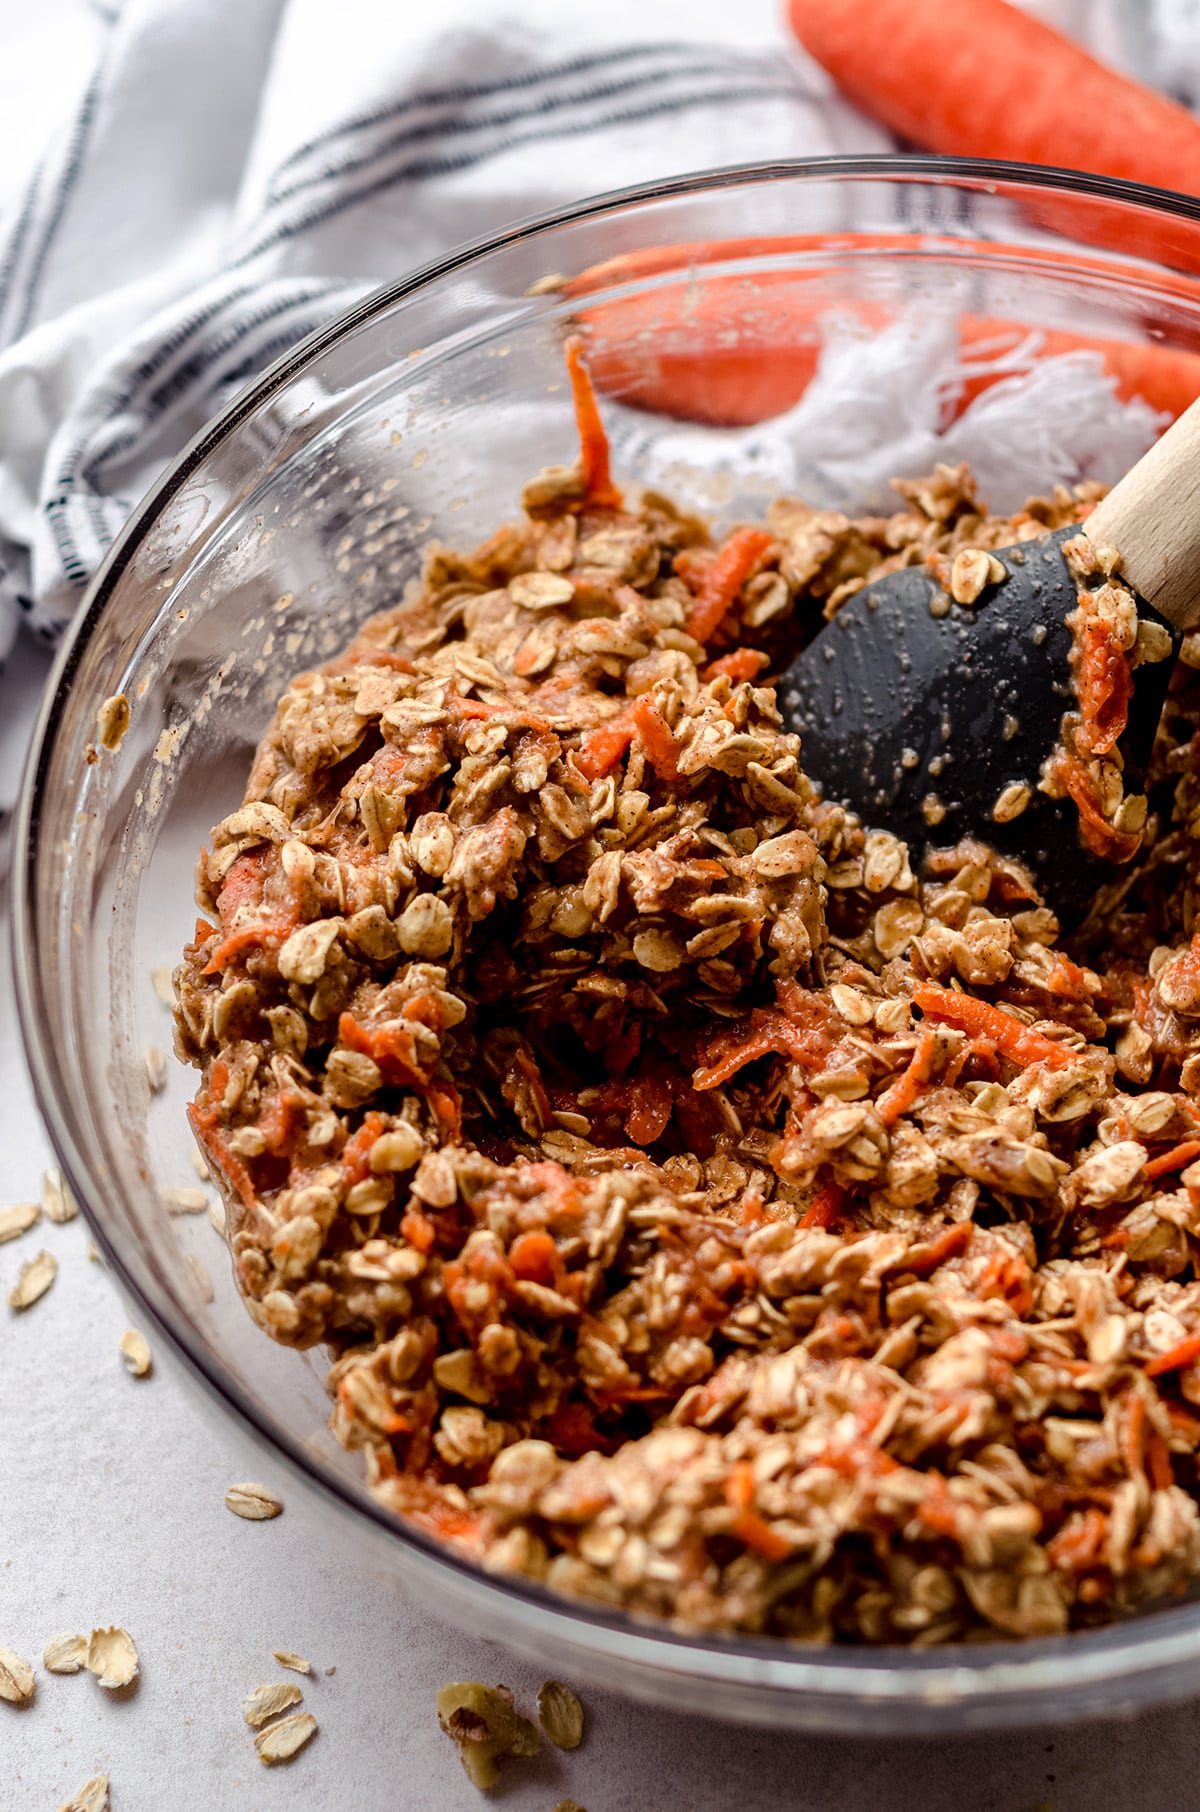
[683, 526, 775, 644]
[875, 1027, 940, 1127]
[1145, 1330, 1200, 1377]
[1077, 621, 1133, 757]
[400, 1210, 436, 1253]
[694, 989, 834, 1091]
[1046, 1506, 1108, 1572]
[201, 915, 295, 975]
[1045, 956, 1097, 1000]
[341, 1111, 387, 1185]
[799, 1178, 844, 1230]
[575, 706, 636, 781]
[624, 1067, 673, 1146]
[425, 1082, 463, 1143]
[509, 1229, 560, 1286]
[1052, 751, 1141, 863]
[900, 1220, 974, 1277]
[703, 648, 769, 683]
[338, 1012, 431, 1088]
[912, 982, 1075, 1070]
[1144, 1139, 1200, 1182]
[564, 334, 622, 510]
[632, 694, 681, 782]
[1147, 1429, 1175, 1492]
[452, 695, 555, 734]
[724, 1462, 792, 1561]
[187, 1104, 257, 1211]
[1122, 1391, 1146, 1479]
[731, 1507, 793, 1563]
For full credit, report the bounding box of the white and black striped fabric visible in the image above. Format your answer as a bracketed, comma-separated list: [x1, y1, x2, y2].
[0, 0, 1188, 844]
[0, 0, 885, 669]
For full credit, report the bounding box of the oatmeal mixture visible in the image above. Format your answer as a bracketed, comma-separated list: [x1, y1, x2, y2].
[175, 338, 1200, 1644]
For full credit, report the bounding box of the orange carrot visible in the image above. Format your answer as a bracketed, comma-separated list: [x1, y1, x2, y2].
[703, 648, 769, 683]
[341, 1111, 387, 1185]
[1076, 623, 1133, 758]
[575, 706, 636, 781]
[1145, 1331, 1200, 1377]
[337, 1012, 431, 1088]
[1045, 956, 1097, 1001]
[1122, 1391, 1146, 1479]
[425, 1082, 463, 1144]
[724, 1463, 792, 1562]
[875, 1028, 939, 1127]
[187, 1104, 257, 1212]
[569, 231, 1200, 428]
[730, 1507, 793, 1563]
[787, 0, 1200, 273]
[452, 696, 554, 734]
[1046, 1506, 1108, 1572]
[1147, 1429, 1176, 1492]
[632, 694, 681, 783]
[509, 1229, 560, 1286]
[201, 915, 295, 976]
[400, 1210, 436, 1253]
[1051, 752, 1142, 864]
[1145, 1139, 1200, 1182]
[912, 982, 1075, 1070]
[683, 528, 775, 644]
[624, 1067, 673, 1147]
[799, 1177, 845, 1230]
[694, 996, 835, 1090]
[564, 333, 622, 510]
[901, 1221, 974, 1277]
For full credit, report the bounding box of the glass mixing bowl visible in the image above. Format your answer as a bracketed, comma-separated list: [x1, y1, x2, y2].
[18, 157, 1200, 1734]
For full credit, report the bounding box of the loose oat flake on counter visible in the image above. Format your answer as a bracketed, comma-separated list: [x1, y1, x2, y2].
[8, 1249, 56, 1311]
[225, 1481, 284, 1520]
[243, 1680, 304, 1727]
[0, 1645, 35, 1704]
[85, 1627, 139, 1690]
[255, 1709, 318, 1764]
[176, 337, 1200, 1645]
[58, 1777, 109, 1812]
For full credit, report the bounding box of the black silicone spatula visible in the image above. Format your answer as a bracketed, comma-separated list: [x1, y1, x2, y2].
[776, 400, 1200, 918]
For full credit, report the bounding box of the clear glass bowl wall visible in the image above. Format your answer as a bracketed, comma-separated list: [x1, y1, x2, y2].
[18, 159, 1200, 1732]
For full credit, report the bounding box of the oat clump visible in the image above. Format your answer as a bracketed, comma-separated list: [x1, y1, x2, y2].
[175, 351, 1200, 1643]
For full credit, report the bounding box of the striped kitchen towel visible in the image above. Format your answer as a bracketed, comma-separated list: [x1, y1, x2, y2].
[0, 0, 883, 668]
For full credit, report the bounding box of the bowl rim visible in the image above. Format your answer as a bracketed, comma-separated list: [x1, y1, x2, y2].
[17, 151, 1200, 1729]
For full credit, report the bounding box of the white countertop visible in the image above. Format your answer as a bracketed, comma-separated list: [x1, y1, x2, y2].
[5, 0, 1200, 1795]
[5, 653, 1200, 1812]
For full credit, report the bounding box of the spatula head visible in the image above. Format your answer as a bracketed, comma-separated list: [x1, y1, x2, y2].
[776, 524, 1180, 918]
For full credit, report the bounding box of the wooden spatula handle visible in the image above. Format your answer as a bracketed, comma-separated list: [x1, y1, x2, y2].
[1085, 394, 1200, 630]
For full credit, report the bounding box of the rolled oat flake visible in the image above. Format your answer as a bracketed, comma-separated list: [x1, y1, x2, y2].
[8, 1249, 56, 1310]
[0, 1202, 39, 1243]
[225, 1481, 283, 1520]
[255, 1710, 318, 1764]
[86, 1626, 139, 1689]
[58, 1777, 109, 1812]
[118, 1329, 152, 1377]
[43, 1632, 88, 1674]
[0, 1645, 34, 1703]
[243, 1680, 303, 1727]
